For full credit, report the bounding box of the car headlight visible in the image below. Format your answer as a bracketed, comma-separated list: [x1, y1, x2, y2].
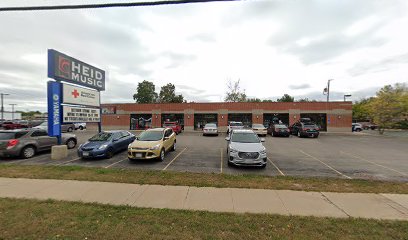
[128, 143, 132, 148]
[260, 148, 266, 155]
[150, 144, 161, 150]
[98, 144, 108, 150]
[229, 146, 238, 153]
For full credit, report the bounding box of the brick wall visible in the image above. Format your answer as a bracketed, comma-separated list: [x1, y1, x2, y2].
[102, 102, 352, 132]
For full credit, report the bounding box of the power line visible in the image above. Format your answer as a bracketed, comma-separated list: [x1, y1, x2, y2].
[0, 0, 242, 12]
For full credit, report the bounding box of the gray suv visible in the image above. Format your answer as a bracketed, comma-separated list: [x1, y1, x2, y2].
[225, 129, 267, 168]
[0, 129, 77, 158]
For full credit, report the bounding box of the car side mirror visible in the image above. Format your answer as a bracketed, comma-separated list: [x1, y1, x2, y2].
[225, 137, 230, 141]
[260, 138, 265, 142]
[113, 138, 119, 142]
[164, 136, 170, 140]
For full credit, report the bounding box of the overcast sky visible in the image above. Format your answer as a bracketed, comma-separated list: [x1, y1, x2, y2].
[1, 0, 408, 112]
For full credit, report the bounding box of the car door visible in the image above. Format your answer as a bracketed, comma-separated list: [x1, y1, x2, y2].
[163, 129, 172, 151]
[31, 130, 57, 150]
[118, 131, 131, 150]
[111, 132, 122, 152]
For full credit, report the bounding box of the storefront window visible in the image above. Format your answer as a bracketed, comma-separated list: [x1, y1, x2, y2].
[130, 114, 152, 130]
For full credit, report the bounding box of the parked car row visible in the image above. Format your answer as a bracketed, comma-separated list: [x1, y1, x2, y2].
[206, 119, 320, 138]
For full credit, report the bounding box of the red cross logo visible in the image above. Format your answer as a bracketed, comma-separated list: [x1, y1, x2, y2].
[72, 89, 79, 98]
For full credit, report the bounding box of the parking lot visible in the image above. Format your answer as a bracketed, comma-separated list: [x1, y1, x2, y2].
[1, 130, 407, 182]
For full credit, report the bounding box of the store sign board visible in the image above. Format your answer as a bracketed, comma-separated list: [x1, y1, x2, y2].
[62, 106, 100, 123]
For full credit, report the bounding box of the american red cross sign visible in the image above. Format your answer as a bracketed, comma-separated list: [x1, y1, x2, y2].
[72, 89, 79, 98]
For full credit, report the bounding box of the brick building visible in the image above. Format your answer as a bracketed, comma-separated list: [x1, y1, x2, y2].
[99, 102, 352, 132]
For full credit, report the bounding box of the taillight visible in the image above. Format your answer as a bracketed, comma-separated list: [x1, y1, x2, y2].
[7, 139, 19, 149]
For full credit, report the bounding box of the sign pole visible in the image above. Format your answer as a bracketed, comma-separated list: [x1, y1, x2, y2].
[47, 81, 62, 145]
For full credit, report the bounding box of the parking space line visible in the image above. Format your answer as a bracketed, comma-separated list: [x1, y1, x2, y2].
[162, 147, 187, 171]
[54, 157, 81, 166]
[220, 148, 223, 173]
[104, 159, 126, 169]
[299, 150, 352, 179]
[267, 157, 285, 176]
[340, 151, 408, 177]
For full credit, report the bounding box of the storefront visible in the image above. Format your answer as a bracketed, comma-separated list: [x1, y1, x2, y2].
[194, 113, 217, 130]
[100, 102, 352, 132]
[130, 114, 152, 130]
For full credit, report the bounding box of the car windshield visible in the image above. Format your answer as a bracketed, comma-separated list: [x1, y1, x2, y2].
[0, 131, 29, 140]
[230, 122, 243, 126]
[231, 132, 260, 143]
[89, 132, 112, 141]
[39, 122, 47, 126]
[138, 131, 163, 141]
[252, 124, 264, 128]
[163, 123, 176, 127]
[205, 124, 216, 128]
[275, 125, 287, 129]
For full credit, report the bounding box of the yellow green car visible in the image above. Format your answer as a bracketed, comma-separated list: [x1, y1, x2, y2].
[128, 128, 176, 161]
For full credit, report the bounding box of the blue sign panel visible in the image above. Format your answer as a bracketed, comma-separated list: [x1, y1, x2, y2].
[47, 81, 62, 137]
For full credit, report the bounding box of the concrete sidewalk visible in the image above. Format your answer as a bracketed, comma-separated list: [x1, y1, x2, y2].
[0, 177, 407, 220]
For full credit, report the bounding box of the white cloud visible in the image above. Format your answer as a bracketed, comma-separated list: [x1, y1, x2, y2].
[0, 0, 408, 113]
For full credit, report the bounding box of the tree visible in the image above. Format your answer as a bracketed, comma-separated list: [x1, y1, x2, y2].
[262, 99, 274, 102]
[296, 98, 317, 102]
[224, 79, 247, 102]
[133, 80, 158, 104]
[246, 98, 262, 102]
[159, 83, 185, 103]
[352, 98, 372, 121]
[277, 94, 294, 102]
[367, 83, 408, 134]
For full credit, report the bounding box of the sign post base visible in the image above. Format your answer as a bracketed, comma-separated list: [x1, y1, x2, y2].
[51, 145, 68, 160]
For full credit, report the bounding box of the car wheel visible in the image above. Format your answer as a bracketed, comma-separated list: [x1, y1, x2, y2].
[21, 145, 36, 159]
[66, 138, 76, 149]
[171, 141, 176, 151]
[67, 127, 73, 132]
[356, 129, 361, 132]
[227, 160, 233, 166]
[79, 126, 84, 130]
[272, 132, 275, 137]
[159, 149, 165, 161]
[106, 148, 114, 159]
[297, 131, 301, 137]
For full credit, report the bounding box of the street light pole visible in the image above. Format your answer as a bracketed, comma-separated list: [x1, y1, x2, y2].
[327, 79, 333, 102]
[1, 93, 10, 120]
[9, 104, 17, 120]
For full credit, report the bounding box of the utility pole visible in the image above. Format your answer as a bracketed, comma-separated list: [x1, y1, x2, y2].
[326, 79, 333, 102]
[1, 93, 10, 120]
[9, 104, 17, 120]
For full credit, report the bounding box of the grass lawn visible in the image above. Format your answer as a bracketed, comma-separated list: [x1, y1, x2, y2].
[0, 198, 407, 240]
[0, 164, 407, 193]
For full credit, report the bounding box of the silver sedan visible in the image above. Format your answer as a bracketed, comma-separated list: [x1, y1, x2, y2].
[203, 123, 218, 136]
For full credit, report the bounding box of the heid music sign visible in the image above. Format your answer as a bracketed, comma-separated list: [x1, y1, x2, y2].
[48, 49, 105, 91]
[63, 84, 100, 107]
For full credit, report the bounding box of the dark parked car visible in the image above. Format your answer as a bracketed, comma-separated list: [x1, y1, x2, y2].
[0, 129, 77, 158]
[78, 130, 135, 159]
[2, 121, 29, 130]
[290, 120, 320, 138]
[267, 124, 290, 137]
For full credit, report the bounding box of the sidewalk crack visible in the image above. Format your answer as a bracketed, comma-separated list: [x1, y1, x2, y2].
[182, 187, 190, 209]
[320, 192, 351, 217]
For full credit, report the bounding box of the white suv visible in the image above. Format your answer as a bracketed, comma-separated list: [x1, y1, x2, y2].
[227, 121, 244, 134]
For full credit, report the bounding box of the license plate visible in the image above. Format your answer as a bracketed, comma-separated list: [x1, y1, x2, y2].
[135, 153, 142, 158]
[83, 152, 89, 156]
